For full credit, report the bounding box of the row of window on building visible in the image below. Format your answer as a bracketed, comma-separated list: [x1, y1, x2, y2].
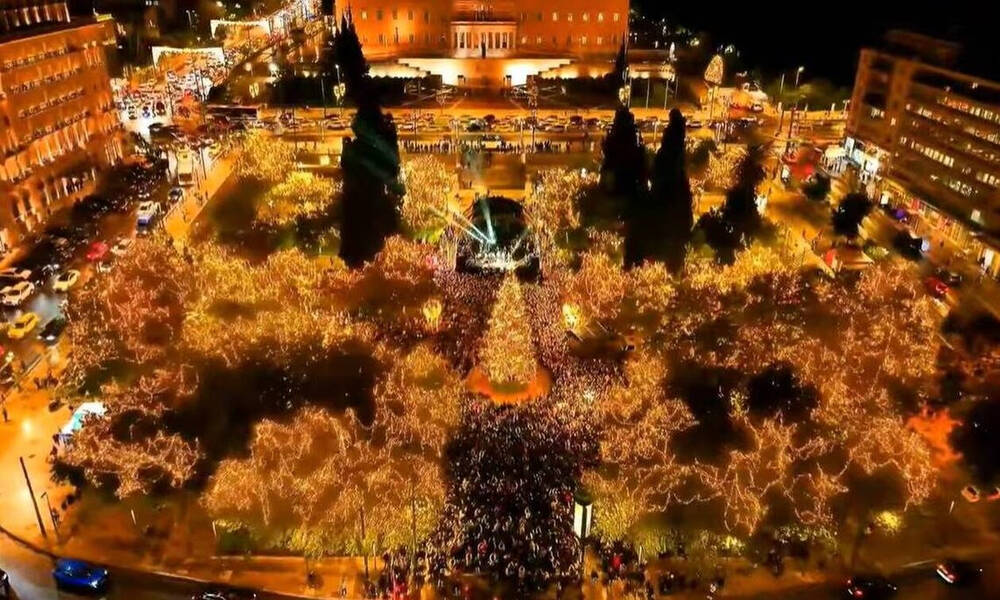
[0, 1, 69, 34]
[366, 31, 620, 47]
[358, 8, 620, 24]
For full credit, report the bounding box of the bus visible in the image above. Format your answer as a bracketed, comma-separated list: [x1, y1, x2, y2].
[177, 150, 195, 187]
[206, 104, 260, 123]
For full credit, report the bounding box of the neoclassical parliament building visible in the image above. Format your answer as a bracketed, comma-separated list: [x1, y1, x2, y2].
[1, 0, 121, 252]
[336, 0, 630, 87]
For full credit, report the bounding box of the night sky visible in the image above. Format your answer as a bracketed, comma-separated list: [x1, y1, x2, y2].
[638, 3, 993, 85]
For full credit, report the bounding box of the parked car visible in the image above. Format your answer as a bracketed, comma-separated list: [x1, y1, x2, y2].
[39, 317, 68, 345]
[7, 312, 40, 339]
[85, 241, 109, 262]
[935, 560, 982, 586]
[52, 559, 109, 593]
[0, 267, 31, 281]
[53, 269, 81, 292]
[1, 281, 35, 306]
[844, 575, 897, 599]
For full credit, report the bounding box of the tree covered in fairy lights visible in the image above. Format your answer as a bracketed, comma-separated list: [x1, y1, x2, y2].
[478, 275, 537, 387]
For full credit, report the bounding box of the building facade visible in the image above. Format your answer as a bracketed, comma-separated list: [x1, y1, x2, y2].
[335, 0, 628, 86]
[844, 33, 1000, 274]
[1, 1, 122, 254]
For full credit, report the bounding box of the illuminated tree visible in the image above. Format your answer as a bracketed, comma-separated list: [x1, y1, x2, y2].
[400, 156, 455, 240]
[236, 129, 295, 183]
[375, 345, 464, 455]
[204, 407, 444, 556]
[60, 415, 201, 499]
[257, 171, 338, 227]
[478, 275, 537, 387]
[564, 250, 627, 324]
[525, 169, 593, 246]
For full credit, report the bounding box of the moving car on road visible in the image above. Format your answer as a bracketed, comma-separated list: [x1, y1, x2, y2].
[845, 575, 897, 598]
[935, 559, 982, 586]
[52, 558, 109, 593]
[1, 281, 35, 306]
[111, 238, 134, 256]
[39, 317, 68, 345]
[7, 312, 40, 339]
[137, 201, 160, 227]
[54, 269, 81, 292]
[924, 276, 949, 299]
[85, 241, 109, 262]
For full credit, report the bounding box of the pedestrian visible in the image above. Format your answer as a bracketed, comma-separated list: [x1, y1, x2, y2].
[2, 405, 8, 423]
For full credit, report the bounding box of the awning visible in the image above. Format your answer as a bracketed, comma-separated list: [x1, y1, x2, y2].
[824, 146, 846, 159]
[60, 401, 106, 437]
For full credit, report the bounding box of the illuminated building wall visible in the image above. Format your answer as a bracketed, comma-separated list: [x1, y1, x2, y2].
[1, 3, 122, 252]
[847, 38, 1000, 271]
[336, 0, 628, 76]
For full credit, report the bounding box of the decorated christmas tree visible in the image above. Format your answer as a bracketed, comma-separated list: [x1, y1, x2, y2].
[479, 275, 536, 387]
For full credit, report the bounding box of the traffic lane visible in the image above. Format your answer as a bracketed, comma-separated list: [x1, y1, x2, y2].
[1, 534, 305, 600]
[741, 566, 991, 599]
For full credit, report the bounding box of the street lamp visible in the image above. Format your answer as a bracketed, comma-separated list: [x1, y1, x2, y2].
[573, 488, 594, 581]
[795, 66, 805, 90]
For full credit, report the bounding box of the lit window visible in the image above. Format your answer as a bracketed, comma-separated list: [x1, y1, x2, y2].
[597, 12, 604, 22]
[567, 12, 572, 22]
[521, 36, 527, 44]
[613, 12, 619, 22]
[360, 10, 367, 19]
[536, 36, 542, 44]
[552, 11, 557, 21]
[581, 36, 587, 45]
[582, 12, 588, 21]
[597, 36, 603, 45]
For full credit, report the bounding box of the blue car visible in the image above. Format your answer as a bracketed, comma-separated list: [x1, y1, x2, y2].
[52, 559, 109, 592]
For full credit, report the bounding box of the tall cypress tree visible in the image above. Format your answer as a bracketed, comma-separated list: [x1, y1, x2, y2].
[627, 108, 693, 271]
[334, 11, 402, 268]
[600, 107, 646, 202]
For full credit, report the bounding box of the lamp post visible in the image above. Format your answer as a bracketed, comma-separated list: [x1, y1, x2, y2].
[794, 65, 805, 90]
[573, 488, 594, 583]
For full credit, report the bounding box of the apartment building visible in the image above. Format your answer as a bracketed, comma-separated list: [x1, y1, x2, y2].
[1, 1, 122, 254]
[845, 31, 1000, 274]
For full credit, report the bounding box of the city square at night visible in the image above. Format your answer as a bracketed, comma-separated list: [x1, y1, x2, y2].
[2, 1, 1000, 598]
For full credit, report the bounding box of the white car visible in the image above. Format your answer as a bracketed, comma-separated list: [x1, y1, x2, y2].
[111, 238, 134, 256]
[137, 201, 159, 226]
[1, 281, 35, 306]
[0, 267, 31, 281]
[53, 269, 80, 292]
[961, 485, 981, 503]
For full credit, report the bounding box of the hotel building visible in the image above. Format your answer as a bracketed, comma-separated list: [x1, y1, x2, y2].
[1, 1, 122, 254]
[844, 31, 1000, 274]
[335, 0, 629, 87]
